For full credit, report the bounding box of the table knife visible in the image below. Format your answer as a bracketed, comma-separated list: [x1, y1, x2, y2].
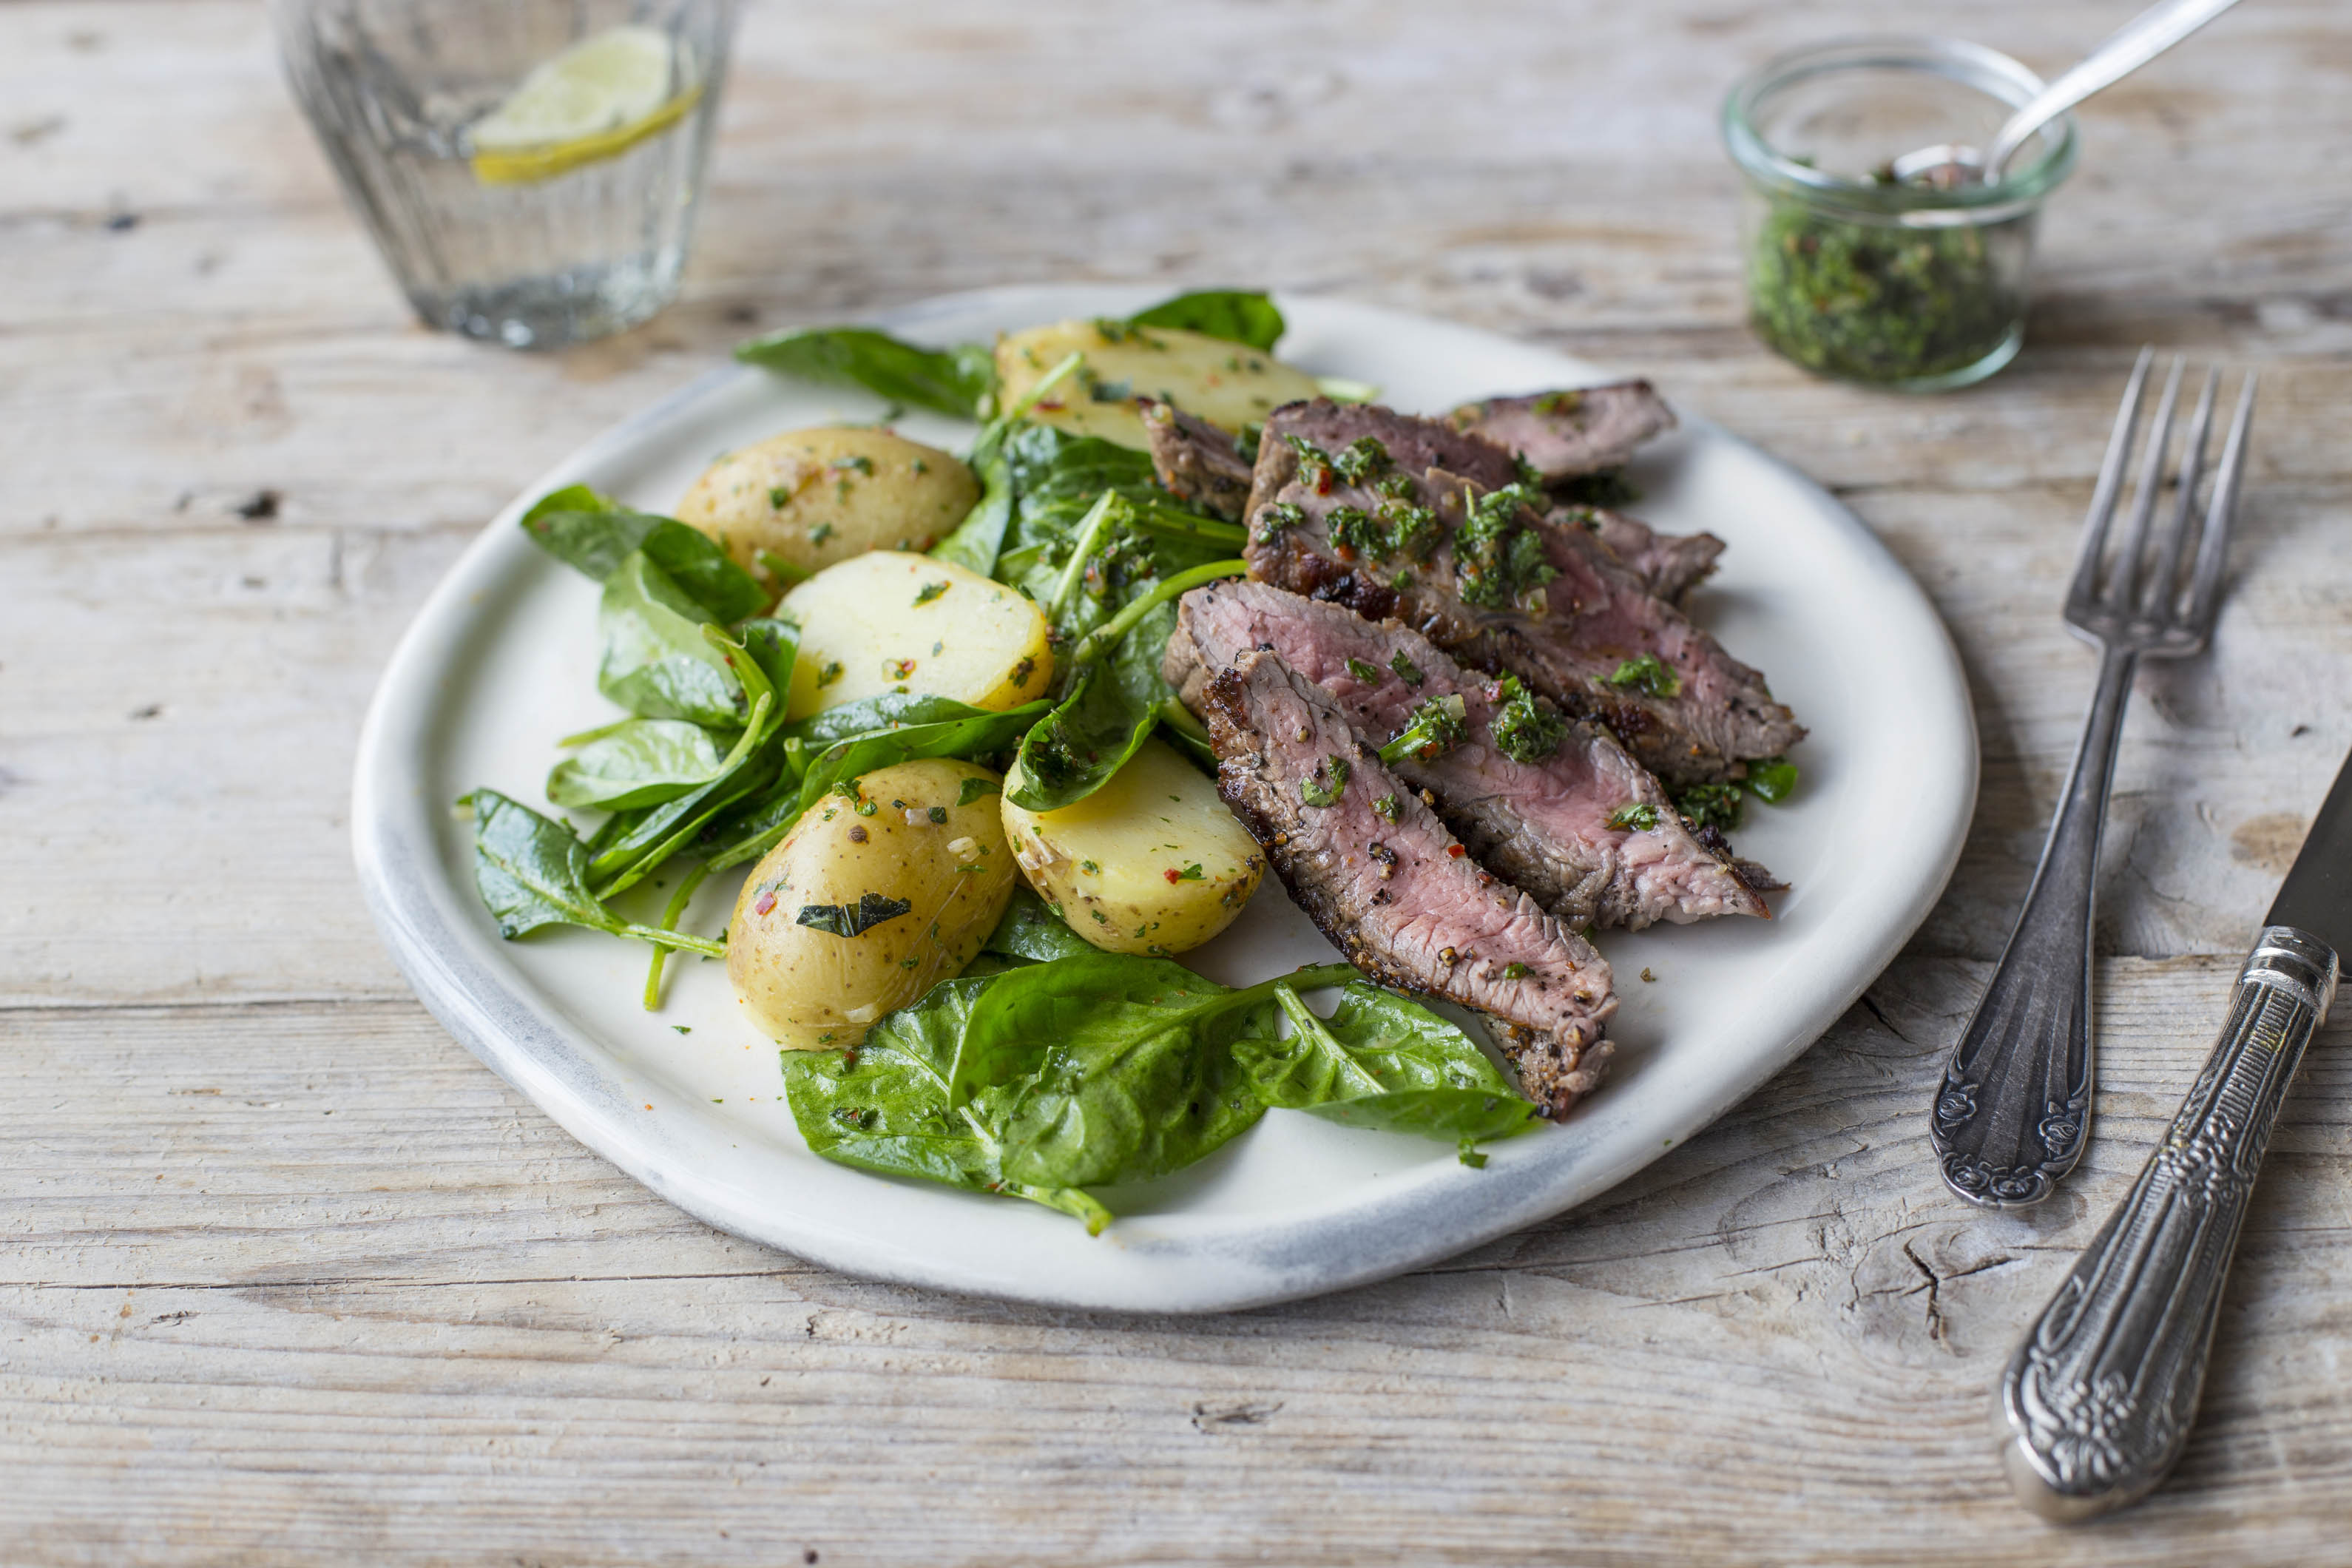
[1998, 743, 2352, 1519]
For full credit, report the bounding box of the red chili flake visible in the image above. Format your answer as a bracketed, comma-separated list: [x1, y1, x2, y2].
[753, 890, 777, 916]
[1035, 399, 1065, 411]
[1447, 844, 1466, 858]
[1314, 470, 1334, 495]
[1163, 868, 1182, 884]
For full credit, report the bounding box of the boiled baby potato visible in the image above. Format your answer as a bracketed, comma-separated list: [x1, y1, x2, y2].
[780, 551, 1052, 720]
[729, 758, 1016, 1049]
[1001, 738, 1265, 956]
[995, 320, 1321, 451]
[676, 427, 979, 595]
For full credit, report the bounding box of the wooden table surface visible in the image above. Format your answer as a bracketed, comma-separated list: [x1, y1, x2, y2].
[8, 1, 2352, 1562]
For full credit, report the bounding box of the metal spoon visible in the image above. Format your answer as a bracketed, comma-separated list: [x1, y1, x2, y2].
[1890, 0, 2245, 186]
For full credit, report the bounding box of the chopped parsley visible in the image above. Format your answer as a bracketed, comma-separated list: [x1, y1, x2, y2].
[913, 580, 950, 606]
[828, 454, 874, 476]
[1675, 781, 1744, 831]
[1607, 652, 1680, 698]
[767, 484, 791, 509]
[1453, 484, 1558, 609]
[1345, 657, 1382, 683]
[1606, 802, 1660, 831]
[815, 659, 844, 688]
[1254, 501, 1305, 545]
[1331, 436, 1392, 485]
[1299, 754, 1351, 808]
[1372, 793, 1402, 822]
[807, 521, 835, 545]
[1377, 693, 1468, 767]
[1389, 650, 1425, 686]
[1488, 675, 1566, 764]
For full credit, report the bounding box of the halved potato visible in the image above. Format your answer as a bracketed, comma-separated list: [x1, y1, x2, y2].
[995, 320, 1321, 450]
[780, 551, 1052, 720]
[1001, 738, 1265, 956]
[676, 427, 979, 596]
[728, 758, 1016, 1049]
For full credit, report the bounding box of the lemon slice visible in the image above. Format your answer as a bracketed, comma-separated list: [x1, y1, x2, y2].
[469, 24, 699, 186]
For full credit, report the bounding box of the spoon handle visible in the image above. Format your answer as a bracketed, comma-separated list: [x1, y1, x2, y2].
[1987, 0, 2245, 178]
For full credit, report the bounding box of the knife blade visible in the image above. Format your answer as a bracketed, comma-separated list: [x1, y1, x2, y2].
[2268, 747, 2352, 959]
[1997, 743, 2350, 1521]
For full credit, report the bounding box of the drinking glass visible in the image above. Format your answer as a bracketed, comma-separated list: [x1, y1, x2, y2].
[274, 0, 738, 348]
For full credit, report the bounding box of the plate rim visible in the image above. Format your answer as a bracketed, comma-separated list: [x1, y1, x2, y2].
[352, 283, 1977, 1312]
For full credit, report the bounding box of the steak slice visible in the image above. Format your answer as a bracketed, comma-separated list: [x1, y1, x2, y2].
[1201, 651, 1616, 1117]
[1242, 401, 1802, 786]
[1168, 580, 1768, 928]
[1447, 382, 1677, 481]
[1140, 399, 1255, 521]
[1567, 507, 1724, 604]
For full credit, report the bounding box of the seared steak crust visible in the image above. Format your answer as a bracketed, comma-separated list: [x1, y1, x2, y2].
[1201, 652, 1616, 1117]
[1448, 381, 1677, 480]
[1242, 402, 1802, 786]
[1169, 581, 1768, 928]
[1140, 399, 1256, 521]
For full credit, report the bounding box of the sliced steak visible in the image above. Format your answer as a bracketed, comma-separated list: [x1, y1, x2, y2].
[1140, 399, 1256, 521]
[1168, 580, 1768, 928]
[1564, 507, 1724, 604]
[1448, 381, 1677, 481]
[1201, 651, 1616, 1117]
[1242, 401, 1802, 786]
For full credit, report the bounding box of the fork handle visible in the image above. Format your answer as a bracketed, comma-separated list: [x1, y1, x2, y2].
[1998, 927, 2336, 1520]
[1931, 642, 2138, 1207]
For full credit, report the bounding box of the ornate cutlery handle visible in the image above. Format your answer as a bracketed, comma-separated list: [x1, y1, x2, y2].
[1931, 644, 2138, 1208]
[1998, 927, 2338, 1521]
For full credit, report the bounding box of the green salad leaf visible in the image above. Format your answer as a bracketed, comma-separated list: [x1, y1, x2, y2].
[733, 326, 998, 419]
[520, 484, 766, 624]
[464, 790, 723, 956]
[782, 978, 1115, 1232]
[1127, 289, 1285, 353]
[596, 551, 748, 726]
[546, 718, 731, 811]
[982, 885, 1098, 964]
[1242, 983, 1539, 1160]
[930, 447, 1014, 577]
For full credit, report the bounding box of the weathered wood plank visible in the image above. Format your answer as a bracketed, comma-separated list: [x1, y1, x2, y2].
[3, 959, 2348, 1566]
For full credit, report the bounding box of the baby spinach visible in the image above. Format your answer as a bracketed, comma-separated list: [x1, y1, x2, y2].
[520, 484, 765, 624]
[1005, 625, 1168, 813]
[705, 696, 1051, 872]
[597, 552, 748, 726]
[1126, 289, 1285, 353]
[930, 447, 1013, 577]
[796, 892, 915, 938]
[983, 886, 1098, 964]
[464, 790, 723, 956]
[733, 326, 998, 419]
[1242, 983, 1538, 1161]
[782, 978, 1115, 1232]
[546, 718, 731, 811]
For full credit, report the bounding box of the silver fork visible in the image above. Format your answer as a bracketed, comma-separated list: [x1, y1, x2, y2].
[1930, 348, 2257, 1209]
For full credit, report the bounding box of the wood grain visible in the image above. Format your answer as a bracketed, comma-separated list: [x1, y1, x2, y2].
[6, 0, 2351, 1561]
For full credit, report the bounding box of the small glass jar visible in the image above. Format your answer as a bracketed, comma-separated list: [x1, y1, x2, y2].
[1723, 37, 2078, 391]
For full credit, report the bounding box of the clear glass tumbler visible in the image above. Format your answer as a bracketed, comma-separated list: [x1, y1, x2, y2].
[1723, 37, 2078, 391]
[274, 0, 737, 348]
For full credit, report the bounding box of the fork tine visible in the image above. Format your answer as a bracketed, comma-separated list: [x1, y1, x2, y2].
[2106, 355, 2186, 607]
[2139, 366, 2220, 621]
[2069, 346, 2155, 609]
[2184, 371, 2257, 630]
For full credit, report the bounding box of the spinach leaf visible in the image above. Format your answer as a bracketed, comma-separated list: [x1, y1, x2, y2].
[733, 326, 998, 419]
[795, 892, 915, 938]
[998, 424, 1244, 564]
[704, 697, 1050, 871]
[464, 790, 723, 955]
[1241, 983, 1538, 1158]
[546, 718, 730, 811]
[782, 980, 1114, 1231]
[1127, 290, 1286, 353]
[520, 484, 765, 624]
[597, 551, 746, 726]
[930, 447, 1013, 578]
[1007, 655, 1162, 813]
[982, 885, 1096, 964]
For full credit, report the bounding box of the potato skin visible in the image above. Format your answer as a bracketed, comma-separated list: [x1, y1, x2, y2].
[1001, 739, 1265, 956]
[994, 321, 1322, 451]
[728, 759, 1016, 1050]
[676, 427, 979, 596]
[779, 552, 1052, 720]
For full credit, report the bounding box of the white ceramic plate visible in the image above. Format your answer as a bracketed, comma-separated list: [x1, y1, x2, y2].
[354, 285, 1974, 1312]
